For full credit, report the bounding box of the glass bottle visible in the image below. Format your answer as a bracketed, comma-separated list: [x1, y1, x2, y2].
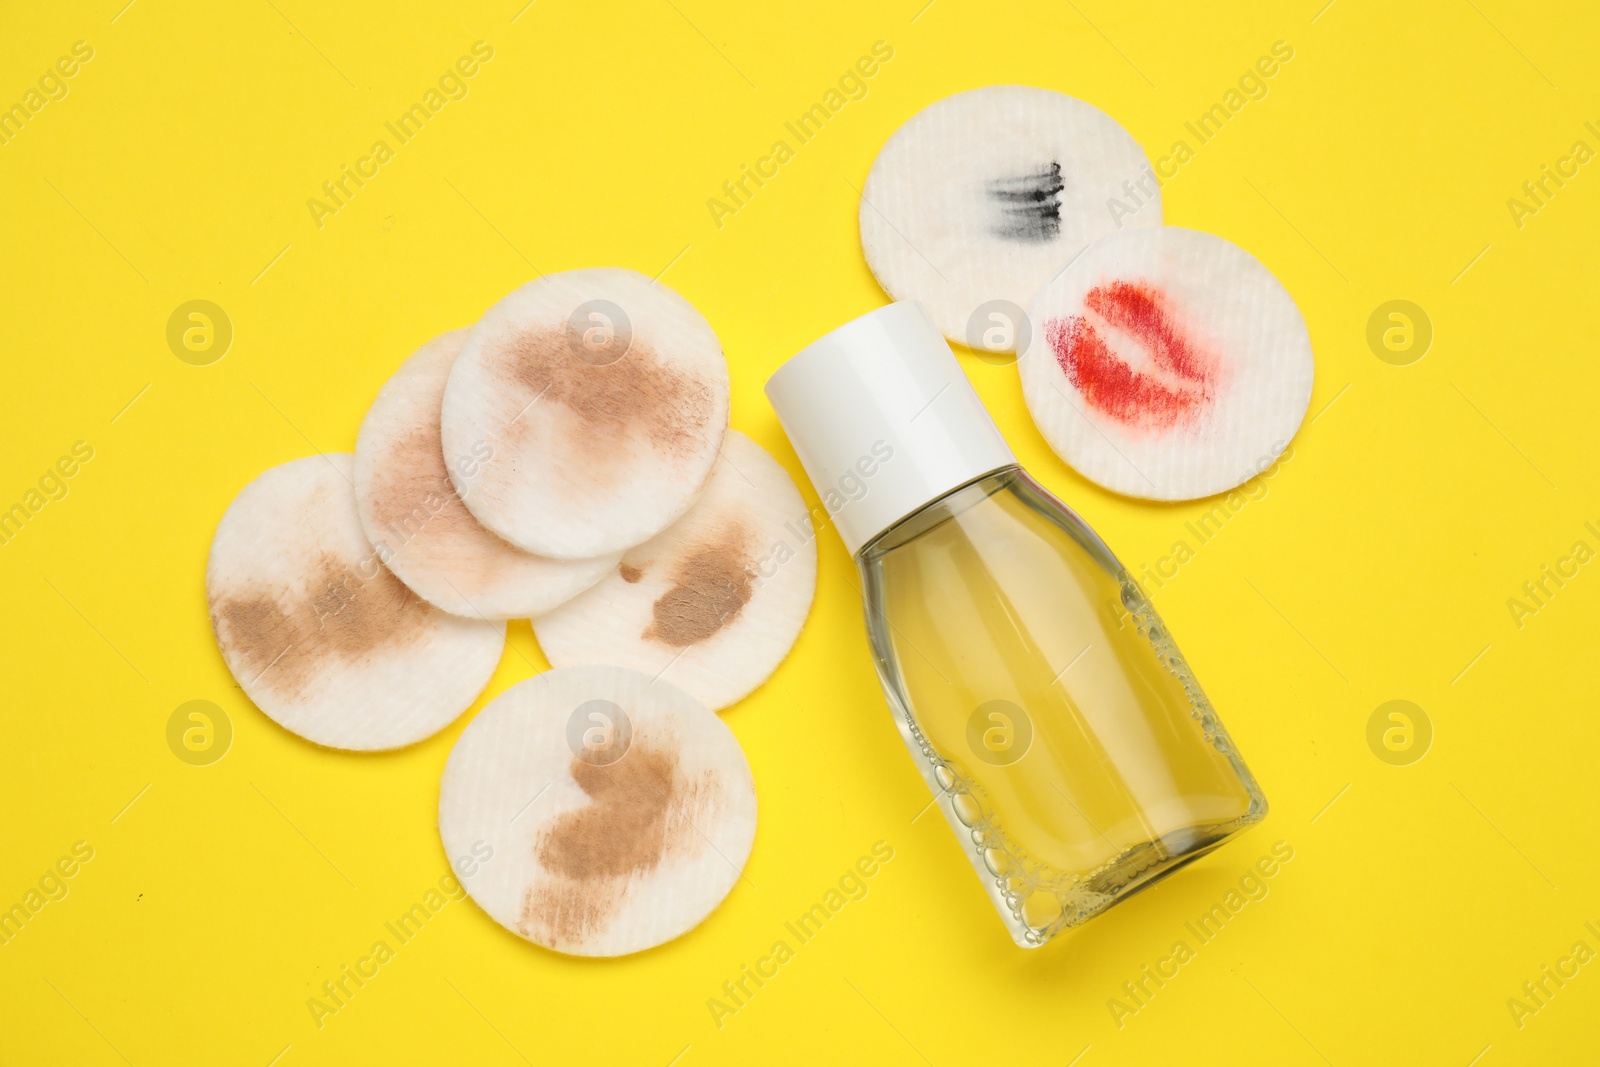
[766, 302, 1266, 947]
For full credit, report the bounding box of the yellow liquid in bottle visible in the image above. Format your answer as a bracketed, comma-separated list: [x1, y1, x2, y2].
[858, 468, 1265, 946]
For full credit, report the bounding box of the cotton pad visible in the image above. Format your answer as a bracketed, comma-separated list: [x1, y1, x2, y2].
[1018, 226, 1313, 500]
[533, 431, 815, 710]
[439, 665, 757, 956]
[440, 269, 731, 560]
[860, 85, 1160, 353]
[355, 329, 618, 620]
[206, 454, 504, 750]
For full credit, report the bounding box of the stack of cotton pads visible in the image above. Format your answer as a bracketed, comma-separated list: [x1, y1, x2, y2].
[860, 85, 1314, 501]
[207, 267, 814, 954]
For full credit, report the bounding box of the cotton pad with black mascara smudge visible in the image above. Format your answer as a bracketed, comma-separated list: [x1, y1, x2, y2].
[1018, 226, 1313, 501]
[206, 454, 505, 750]
[438, 665, 757, 957]
[355, 329, 619, 620]
[533, 430, 817, 710]
[860, 85, 1161, 355]
[440, 268, 731, 561]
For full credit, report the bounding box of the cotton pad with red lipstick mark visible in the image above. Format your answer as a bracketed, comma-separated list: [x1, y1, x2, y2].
[355, 329, 619, 620]
[860, 85, 1160, 353]
[440, 268, 731, 560]
[533, 430, 816, 710]
[438, 665, 757, 957]
[206, 454, 505, 750]
[1019, 227, 1312, 500]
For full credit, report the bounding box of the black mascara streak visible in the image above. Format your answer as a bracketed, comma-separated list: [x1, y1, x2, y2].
[988, 162, 1065, 243]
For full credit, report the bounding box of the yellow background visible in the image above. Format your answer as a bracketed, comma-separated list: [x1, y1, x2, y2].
[3, 0, 1598, 1062]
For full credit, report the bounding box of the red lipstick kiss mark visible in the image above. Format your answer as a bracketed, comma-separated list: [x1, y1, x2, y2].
[1045, 280, 1218, 431]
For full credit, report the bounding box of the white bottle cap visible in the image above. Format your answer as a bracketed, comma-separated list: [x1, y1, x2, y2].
[765, 301, 1017, 556]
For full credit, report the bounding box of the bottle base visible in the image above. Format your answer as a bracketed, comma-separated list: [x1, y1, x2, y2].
[1004, 803, 1267, 948]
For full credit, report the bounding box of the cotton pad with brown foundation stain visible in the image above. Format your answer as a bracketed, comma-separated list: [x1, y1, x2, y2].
[533, 431, 817, 711]
[206, 454, 504, 750]
[438, 665, 756, 957]
[1018, 226, 1313, 500]
[439, 268, 730, 560]
[354, 329, 619, 620]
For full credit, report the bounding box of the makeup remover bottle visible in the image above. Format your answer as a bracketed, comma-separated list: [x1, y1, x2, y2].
[766, 302, 1267, 947]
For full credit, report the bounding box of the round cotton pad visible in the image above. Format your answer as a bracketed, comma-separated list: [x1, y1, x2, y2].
[440, 269, 731, 560]
[355, 329, 618, 620]
[206, 454, 505, 749]
[438, 665, 757, 956]
[860, 85, 1160, 353]
[533, 431, 815, 710]
[1018, 226, 1313, 500]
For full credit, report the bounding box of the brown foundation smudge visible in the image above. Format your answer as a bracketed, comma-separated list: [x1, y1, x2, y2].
[644, 522, 756, 647]
[494, 330, 714, 465]
[210, 552, 432, 699]
[540, 748, 681, 880]
[619, 563, 643, 583]
[520, 743, 714, 947]
[372, 424, 473, 548]
[522, 879, 621, 950]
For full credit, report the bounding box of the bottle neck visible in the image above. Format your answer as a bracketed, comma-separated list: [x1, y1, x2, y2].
[856, 464, 1021, 560]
